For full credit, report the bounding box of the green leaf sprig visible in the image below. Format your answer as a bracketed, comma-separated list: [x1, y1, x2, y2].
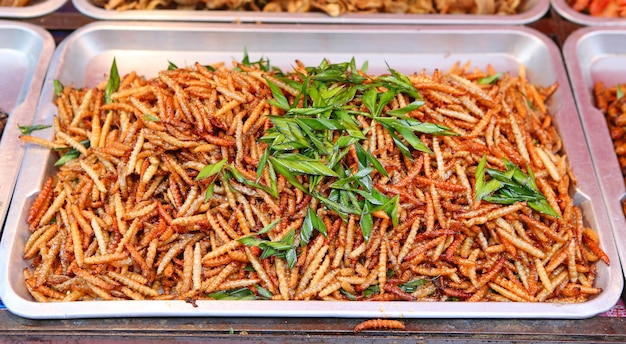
[257, 58, 455, 241]
[53, 80, 64, 96]
[477, 73, 503, 85]
[474, 155, 560, 217]
[207, 285, 273, 300]
[18, 124, 51, 135]
[54, 139, 90, 166]
[237, 219, 297, 268]
[398, 278, 428, 293]
[617, 84, 624, 100]
[104, 58, 120, 105]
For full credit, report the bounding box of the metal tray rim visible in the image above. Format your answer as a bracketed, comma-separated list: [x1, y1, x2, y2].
[72, 0, 548, 25]
[1, 22, 621, 320]
[0, 0, 68, 19]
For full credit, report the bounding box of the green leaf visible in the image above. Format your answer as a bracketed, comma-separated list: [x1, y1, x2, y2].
[474, 156, 559, 217]
[528, 199, 560, 218]
[313, 191, 359, 219]
[387, 129, 414, 158]
[294, 117, 346, 131]
[143, 114, 160, 122]
[375, 194, 399, 228]
[379, 66, 421, 99]
[241, 47, 250, 66]
[354, 142, 388, 178]
[617, 84, 624, 100]
[54, 139, 90, 166]
[104, 58, 120, 104]
[225, 164, 277, 198]
[387, 99, 425, 116]
[271, 153, 338, 177]
[477, 179, 504, 201]
[196, 158, 228, 181]
[330, 167, 373, 190]
[362, 87, 378, 116]
[167, 61, 178, 70]
[474, 155, 487, 200]
[300, 207, 327, 245]
[18, 124, 51, 135]
[55, 150, 80, 167]
[265, 78, 290, 110]
[204, 181, 216, 202]
[208, 288, 256, 300]
[270, 117, 311, 149]
[376, 117, 434, 154]
[360, 209, 373, 242]
[399, 278, 428, 293]
[258, 218, 282, 235]
[256, 147, 271, 182]
[255, 285, 273, 299]
[237, 235, 267, 247]
[295, 118, 332, 155]
[53, 80, 64, 96]
[362, 284, 380, 298]
[477, 73, 503, 85]
[285, 247, 297, 269]
[340, 289, 357, 301]
[375, 90, 397, 117]
[269, 157, 307, 194]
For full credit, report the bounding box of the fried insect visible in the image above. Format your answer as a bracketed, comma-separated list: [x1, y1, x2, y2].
[20, 58, 608, 305]
[353, 319, 406, 333]
[593, 81, 626, 215]
[95, 0, 528, 17]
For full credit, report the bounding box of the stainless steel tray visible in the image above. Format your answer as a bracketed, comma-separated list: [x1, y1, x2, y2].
[72, 0, 548, 24]
[563, 27, 626, 281]
[0, 21, 621, 320]
[551, 0, 626, 26]
[0, 0, 67, 18]
[0, 20, 55, 239]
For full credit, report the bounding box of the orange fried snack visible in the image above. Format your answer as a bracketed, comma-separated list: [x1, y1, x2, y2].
[20, 58, 608, 304]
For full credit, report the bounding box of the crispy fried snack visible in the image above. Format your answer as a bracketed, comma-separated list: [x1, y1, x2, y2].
[94, 0, 527, 16]
[0, 0, 30, 6]
[568, 0, 626, 18]
[593, 81, 626, 214]
[354, 319, 406, 333]
[21, 58, 608, 304]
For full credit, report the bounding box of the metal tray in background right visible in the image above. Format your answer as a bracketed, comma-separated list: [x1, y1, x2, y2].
[551, 0, 626, 26]
[563, 27, 626, 279]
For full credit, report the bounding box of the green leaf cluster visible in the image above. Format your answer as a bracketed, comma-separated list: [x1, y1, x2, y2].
[104, 58, 120, 105]
[18, 124, 51, 135]
[256, 58, 455, 242]
[474, 155, 560, 217]
[207, 285, 273, 300]
[237, 219, 297, 268]
[55, 139, 90, 166]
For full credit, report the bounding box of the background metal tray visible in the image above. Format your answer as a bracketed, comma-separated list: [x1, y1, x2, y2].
[0, 20, 55, 240]
[0, 0, 67, 18]
[563, 27, 626, 281]
[0, 21, 621, 320]
[72, 0, 548, 25]
[551, 0, 626, 26]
